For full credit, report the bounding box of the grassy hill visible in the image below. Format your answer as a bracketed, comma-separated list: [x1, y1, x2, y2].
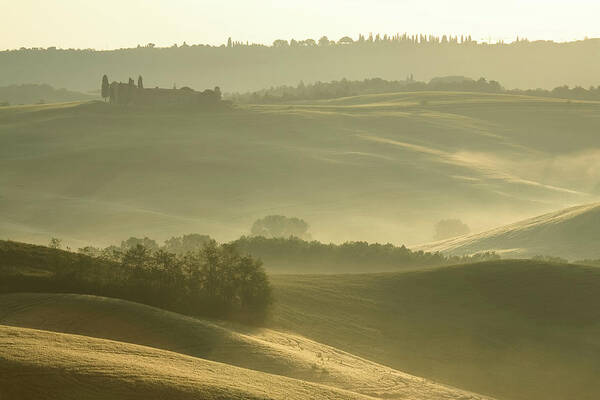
[0, 83, 94, 106]
[269, 260, 600, 400]
[0, 293, 485, 400]
[1, 92, 599, 248]
[416, 202, 600, 259]
[2, 241, 600, 399]
[0, 324, 380, 400]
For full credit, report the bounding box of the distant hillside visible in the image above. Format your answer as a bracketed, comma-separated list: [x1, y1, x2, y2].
[0, 293, 486, 400]
[417, 202, 600, 259]
[0, 83, 93, 106]
[232, 76, 503, 103]
[3, 39, 600, 92]
[230, 236, 498, 273]
[270, 260, 600, 400]
[2, 93, 599, 246]
[233, 75, 600, 103]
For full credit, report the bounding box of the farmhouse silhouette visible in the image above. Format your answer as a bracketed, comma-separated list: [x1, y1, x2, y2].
[102, 75, 222, 106]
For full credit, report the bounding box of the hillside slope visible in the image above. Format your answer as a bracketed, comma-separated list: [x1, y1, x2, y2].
[270, 260, 600, 400]
[416, 202, 600, 259]
[3, 40, 600, 92]
[0, 324, 377, 400]
[0, 84, 94, 106]
[3, 241, 599, 399]
[0, 293, 484, 400]
[1, 94, 599, 247]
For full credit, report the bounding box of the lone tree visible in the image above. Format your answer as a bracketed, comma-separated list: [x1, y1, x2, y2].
[251, 215, 311, 240]
[318, 36, 331, 46]
[433, 219, 470, 241]
[138, 75, 144, 89]
[48, 237, 62, 249]
[101, 75, 110, 102]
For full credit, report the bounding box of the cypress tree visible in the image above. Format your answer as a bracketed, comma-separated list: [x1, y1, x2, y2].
[138, 75, 144, 89]
[101, 75, 110, 102]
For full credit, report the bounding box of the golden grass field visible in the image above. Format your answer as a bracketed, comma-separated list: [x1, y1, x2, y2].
[0, 325, 376, 400]
[2, 91, 600, 399]
[268, 260, 600, 400]
[0, 293, 487, 400]
[2, 241, 600, 400]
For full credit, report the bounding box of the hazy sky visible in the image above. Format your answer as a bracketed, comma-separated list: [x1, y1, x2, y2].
[3, 0, 600, 50]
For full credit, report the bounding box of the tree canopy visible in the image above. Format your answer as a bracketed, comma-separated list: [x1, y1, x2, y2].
[434, 219, 471, 241]
[250, 215, 311, 240]
[101, 75, 110, 100]
[2, 239, 273, 323]
[5, 36, 600, 94]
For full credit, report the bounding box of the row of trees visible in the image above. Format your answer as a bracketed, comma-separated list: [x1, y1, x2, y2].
[79, 229, 499, 275]
[79, 234, 213, 258]
[571, 259, 600, 267]
[79, 216, 312, 259]
[105, 242, 272, 321]
[6, 33, 579, 54]
[5, 239, 272, 323]
[231, 236, 500, 273]
[267, 33, 479, 48]
[5, 36, 600, 94]
[232, 76, 504, 103]
[510, 85, 600, 101]
[233, 75, 600, 103]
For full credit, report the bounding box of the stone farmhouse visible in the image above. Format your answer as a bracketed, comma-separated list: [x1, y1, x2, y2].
[106, 76, 222, 106]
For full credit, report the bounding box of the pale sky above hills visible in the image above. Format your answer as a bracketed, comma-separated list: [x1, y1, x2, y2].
[3, 0, 600, 50]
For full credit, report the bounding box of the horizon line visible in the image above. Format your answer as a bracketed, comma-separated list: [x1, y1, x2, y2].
[3, 34, 600, 52]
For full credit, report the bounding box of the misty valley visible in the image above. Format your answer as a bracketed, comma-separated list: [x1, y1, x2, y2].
[1, 7, 600, 400]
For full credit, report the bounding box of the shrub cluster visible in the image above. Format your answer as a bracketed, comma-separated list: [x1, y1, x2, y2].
[231, 236, 500, 272]
[106, 242, 272, 321]
[0, 240, 272, 323]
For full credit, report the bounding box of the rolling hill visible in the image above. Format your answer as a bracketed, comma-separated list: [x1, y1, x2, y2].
[0, 293, 483, 400]
[269, 260, 600, 400]
[0, 324, 378, 400]
[416, 202, 600, 259]
[2, 241, 600, 399]
[1, 92, 599, 248]
[0, 83, 94, 106]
